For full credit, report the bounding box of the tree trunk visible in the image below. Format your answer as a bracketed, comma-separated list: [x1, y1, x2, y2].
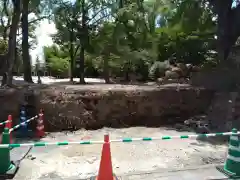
[79, 46, 85, 84]
[22, 0, 33, 83]
[69, 28, 74, 82]
[102, 45, 111, 84]
[14, 47, 18, 73]
[3, 28, 8, 41]
[5, 0, 21, 86]
[119, 0, 124, 8]
[79, 0, 87, 84]
[103, 55, 110, 83]
[209, 0, 240, 61]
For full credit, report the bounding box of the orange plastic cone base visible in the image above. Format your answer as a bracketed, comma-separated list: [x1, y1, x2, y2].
[96, 142, 114, 180]
[92, 176, 118, 180]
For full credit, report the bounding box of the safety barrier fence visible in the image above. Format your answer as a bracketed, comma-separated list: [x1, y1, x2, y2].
[0, 128, 240, 179]
[9, 115, 38, 133]
[1, 107, 240, 179]
[0, 140, 104, 148]
[0, 130, 240, 148]
[0, 108, 45, 146]
[0, 120, 11, 127]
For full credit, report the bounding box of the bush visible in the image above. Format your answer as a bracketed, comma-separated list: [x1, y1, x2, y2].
[47, 57, 69, 78]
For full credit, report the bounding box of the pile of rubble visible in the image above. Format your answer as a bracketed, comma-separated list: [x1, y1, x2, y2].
[156, 62, 201, 84]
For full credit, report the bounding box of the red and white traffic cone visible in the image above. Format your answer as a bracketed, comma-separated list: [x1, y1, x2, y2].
[36, 109, 45, 138]
[90, 134, 118, 180]
[5, 115, 13, 143]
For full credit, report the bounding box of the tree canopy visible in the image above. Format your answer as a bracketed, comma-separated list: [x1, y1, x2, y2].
[0, 0, 240, 85]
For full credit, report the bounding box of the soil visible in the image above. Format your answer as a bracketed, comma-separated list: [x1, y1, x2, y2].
[0, 82, 214, 131]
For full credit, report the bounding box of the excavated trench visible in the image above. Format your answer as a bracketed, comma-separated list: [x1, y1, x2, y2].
[0, 84, 215, 132]
[36, 84, 215, 131]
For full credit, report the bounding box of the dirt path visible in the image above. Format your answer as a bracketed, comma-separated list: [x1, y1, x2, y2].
[12, 127, 228, 180]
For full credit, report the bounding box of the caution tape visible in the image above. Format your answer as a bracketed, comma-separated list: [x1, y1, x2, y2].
[110, 131, 240, 143]
[0, 131, 239, 148]
[9, 115, 38, 133]
[0, 140, 104, 148]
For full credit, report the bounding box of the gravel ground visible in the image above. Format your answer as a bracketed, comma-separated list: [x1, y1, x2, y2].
[11, 76, 106, 85]
[5, 76, 191, 91]
[11, 127, 228, 180]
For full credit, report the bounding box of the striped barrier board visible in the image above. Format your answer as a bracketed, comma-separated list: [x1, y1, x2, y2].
[9, 115, 38, 133]
[0, 131, 239, 148]
[0, 120, 11, 127]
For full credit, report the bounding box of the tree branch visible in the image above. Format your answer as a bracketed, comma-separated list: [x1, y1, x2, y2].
[0, 14, 5, 27]
[87, 7, 109, 23]
[28, 15, 50, 25]
[3, 0, 10, 17]
[6, 15, 50, 29]
[90, 14, 111, 26]
[86, 1, 94, 10]
[73, 45, 80, 58]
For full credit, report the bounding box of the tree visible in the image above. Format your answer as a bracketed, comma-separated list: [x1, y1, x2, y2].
[0, 0, 12, 40]
[39, 0, 240, 84]
[208, 0, 240, 62]
[96, 0, 155, 81]
[43, 45, 69, 78]
[0, 0, 55, 85]
[21, 0, 53, 83]
[90, 23, 116, 83]
[35, 56, 42, 83]
[3, 0, 21, 86]
[52, 0, 113, 83]
[53, 1, 79, 82]
[21, 0, 33, 82]
[155, 0, 216, 64]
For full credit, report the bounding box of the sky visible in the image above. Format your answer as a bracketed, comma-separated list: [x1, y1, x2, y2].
[30, 0, 76, 65]
[30, 19, 57, 65]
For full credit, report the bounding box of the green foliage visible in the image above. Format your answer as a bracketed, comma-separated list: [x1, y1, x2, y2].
[42, 0, 218, 81]
[155, 0, 216, 65]
[0, 39, 7, 55]
[48, 56, 69, 78]
[44, 45, 69, 78]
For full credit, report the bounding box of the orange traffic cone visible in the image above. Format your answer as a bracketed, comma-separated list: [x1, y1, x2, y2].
[5, 115, 12, 143]
[36, 109, 45, 138]
[91, 134, 118, 180]
[5, 115, 12, 129]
